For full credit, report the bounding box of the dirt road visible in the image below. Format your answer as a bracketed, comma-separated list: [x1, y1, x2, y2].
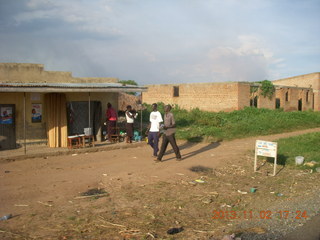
[0, 128, 319, 240]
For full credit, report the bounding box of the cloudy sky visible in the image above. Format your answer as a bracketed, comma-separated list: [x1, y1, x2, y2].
[0, 0, 319, 85]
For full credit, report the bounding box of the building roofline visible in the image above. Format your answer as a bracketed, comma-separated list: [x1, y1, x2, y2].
[0, 82, 147, 93]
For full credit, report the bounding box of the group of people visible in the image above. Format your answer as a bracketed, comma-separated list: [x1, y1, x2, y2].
[106, 102, 181, 162]
[105, 102, 138, 143]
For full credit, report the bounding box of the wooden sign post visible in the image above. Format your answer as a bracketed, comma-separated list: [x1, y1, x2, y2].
[254, 140, 278, 176]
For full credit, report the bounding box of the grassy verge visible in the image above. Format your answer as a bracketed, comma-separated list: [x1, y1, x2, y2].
[277, 132, 320, 170]
[142, 103, 320, 141]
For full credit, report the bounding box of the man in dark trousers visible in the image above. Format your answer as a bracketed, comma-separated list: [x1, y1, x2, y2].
[156, 105, 181, 162]
[146, 103, 163, 158]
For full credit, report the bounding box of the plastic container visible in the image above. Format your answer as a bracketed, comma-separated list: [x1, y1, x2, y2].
[295, 156, 304, 165]
[84, 128, 92, 136]
[250, 187, 257, 193]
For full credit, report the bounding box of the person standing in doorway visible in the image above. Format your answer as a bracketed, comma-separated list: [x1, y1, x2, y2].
[106, 102, 117, 141]
[125, 105, 138, 143]
[146, 103, 163, 158]
[157, 105, 181, 162]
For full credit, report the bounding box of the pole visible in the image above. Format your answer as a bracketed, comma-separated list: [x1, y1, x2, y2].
[140, 108, 142, 139]
[88, 92, 91, 145]
[24, 92, 26, 155]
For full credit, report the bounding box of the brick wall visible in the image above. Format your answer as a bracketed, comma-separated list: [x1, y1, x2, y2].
[142, 82, 251, 112]
[272, 72, 320, 111]
[258, 91, 276, 110]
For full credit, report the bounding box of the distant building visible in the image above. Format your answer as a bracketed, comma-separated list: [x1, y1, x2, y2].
[0, 63, 146, 150]
[142, 72, 319, 112]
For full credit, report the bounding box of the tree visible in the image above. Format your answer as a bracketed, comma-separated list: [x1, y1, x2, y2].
[119, 80, 139, 95]
[260, 80, 275, 99]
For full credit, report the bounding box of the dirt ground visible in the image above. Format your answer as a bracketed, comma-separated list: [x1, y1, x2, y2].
[0, 128, 320, 240]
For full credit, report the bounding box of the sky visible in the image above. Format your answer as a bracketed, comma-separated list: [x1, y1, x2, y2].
[0, 0, 319, 85]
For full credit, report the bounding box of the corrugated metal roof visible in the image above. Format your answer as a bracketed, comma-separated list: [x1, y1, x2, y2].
[0, 82, 147, 93]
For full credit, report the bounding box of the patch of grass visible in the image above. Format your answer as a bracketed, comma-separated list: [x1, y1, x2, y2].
[142, 104, 320, 141]
[277, 132, 320, 169]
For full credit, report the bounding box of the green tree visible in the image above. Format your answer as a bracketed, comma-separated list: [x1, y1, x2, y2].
[260, 80, 275, 99]
[119, 80, 139, 95]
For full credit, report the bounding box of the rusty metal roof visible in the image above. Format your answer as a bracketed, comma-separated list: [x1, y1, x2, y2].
[0, 82, 147, 93]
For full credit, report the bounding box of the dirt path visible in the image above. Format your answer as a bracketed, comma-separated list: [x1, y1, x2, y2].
[0, 128, 320, 239]
[1, 128, 320, 212]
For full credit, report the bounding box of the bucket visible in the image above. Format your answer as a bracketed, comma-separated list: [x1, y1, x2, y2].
[84, 128, 92, 136]
[295, 156, 304, 165]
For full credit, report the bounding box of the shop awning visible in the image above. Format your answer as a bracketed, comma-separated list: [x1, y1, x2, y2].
[0, 82, 147, 93]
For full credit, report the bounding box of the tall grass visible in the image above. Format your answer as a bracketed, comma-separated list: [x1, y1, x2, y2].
[142, 103, 320, 141]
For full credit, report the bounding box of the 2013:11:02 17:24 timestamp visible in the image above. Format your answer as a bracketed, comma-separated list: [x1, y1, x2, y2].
[212, 210, 309, 220]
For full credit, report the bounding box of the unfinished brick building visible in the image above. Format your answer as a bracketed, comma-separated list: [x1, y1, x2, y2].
[142, 72, 319, 112]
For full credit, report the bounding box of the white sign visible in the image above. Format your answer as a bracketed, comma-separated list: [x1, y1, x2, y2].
[256, 140, 277, 158]
[254, 140, 278, 176]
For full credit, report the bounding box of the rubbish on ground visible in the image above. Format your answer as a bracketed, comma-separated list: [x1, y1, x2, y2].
[304, 161, 318, 167]
[316, 167, 320, 173]
[167, 227, 184, 235]
[189, 181, 197, 185]
[295, 156, 304, 165]
[220, 203, 232, 208]
[0, 214, 12, 221]
[276, 193, 283, 197]
[176, 173, 184, 176]
[250, 188, 257, 193]
[37, 201, 53, 207]
[71, 154, 78, 156]
[221, 233, 235, 240]
[195, 179, 205, 183]
[102, 173, 108, 176]
[237, 190, 248, 194]
[14, 204, 28, 207]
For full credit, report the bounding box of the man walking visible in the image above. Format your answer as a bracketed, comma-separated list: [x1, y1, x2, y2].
[146, 103, 163, 158]
[157, 105, 181, 162]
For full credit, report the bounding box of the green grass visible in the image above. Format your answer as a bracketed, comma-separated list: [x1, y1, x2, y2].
[142, 103, 320, 141]
[277, 132, 320, 169]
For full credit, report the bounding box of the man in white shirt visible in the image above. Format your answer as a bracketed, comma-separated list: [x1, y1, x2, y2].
[146, 103, 163, 158]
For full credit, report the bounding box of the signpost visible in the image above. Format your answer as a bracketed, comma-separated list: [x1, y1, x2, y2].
[254, 140, 278, 176]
